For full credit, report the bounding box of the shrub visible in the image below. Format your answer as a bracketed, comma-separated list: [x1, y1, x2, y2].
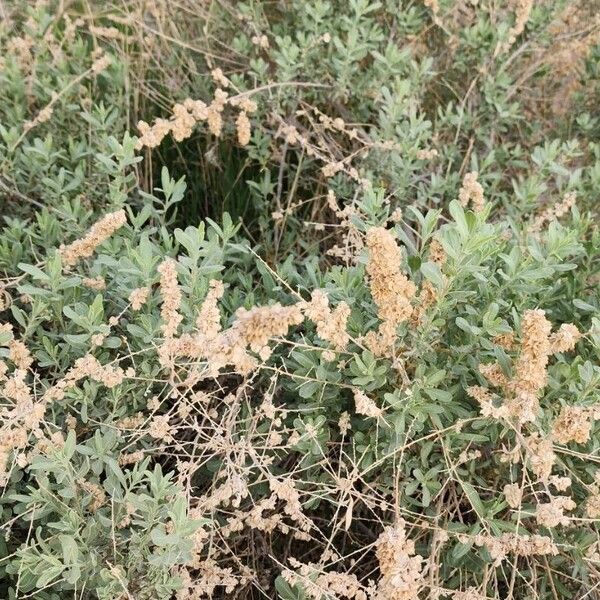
[1, 176, 599, 597]
[0, 1, 599, 600]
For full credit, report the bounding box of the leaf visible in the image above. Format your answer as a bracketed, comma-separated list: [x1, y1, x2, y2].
[298, 380, 320, 399]
[408, 255, 422, 272]
[0, 328, 11, 345]
[423, 388, 452, 402]
[18, 263, 50, 282]
[420, 261, 444, 288]
[455, 317, 478, 335]
[63, 430, 76, 460]
[573, 299, 596, 312]
[275, 576, 306, 600]
[36, 564, 64, 588]
[150, 526, 179, 547]
[461, 482, 486, 516]
[59, 535, 79, 564]
[448, 200, 469, 238]
[452, 540, 473, 561]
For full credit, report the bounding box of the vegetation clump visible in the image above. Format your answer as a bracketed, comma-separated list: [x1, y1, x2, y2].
[0, 1, 599, 599]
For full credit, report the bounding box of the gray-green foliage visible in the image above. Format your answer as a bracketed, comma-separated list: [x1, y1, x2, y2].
[1, 1, 600, 599]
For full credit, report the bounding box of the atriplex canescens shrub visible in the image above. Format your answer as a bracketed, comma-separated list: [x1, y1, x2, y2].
[1, 1, 600, 599]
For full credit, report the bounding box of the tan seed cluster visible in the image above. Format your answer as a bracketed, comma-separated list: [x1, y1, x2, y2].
[466, 385, 508, 420]
[89, 25, 123, 40]
[363, 226, 415, 354]
[552, 405, 600, 445]
[0, 359, 42, 483]
[510, 309, 553, 423]
[269, 477, 313, 534]
[586, 474, 600, 518]
[365, 227, 415, 325]
[497, 0, 534, 55]
[148, 414, 175, 443]
[158, 296, 304, 377]
[478, 363, 509, 389]
[326, 191, 364, 264]
[416, 148, 438, 160]
[236, 110, 251, 146]
[374, 521, 423, 600]
[91, 52, 111, 74]
[1, 335, 130, 484]
[6, 35, 34, 71]
[82, 276, 106, 291]
[196, 280, 224, 340]
[157, 258, 183, 339]
[529, 192, 577, 234]
[550, 322, 581, 353]
[282, 563, 367, 600]
[477, 312, 580, 425]
[353, 389, 382, 419]
[458, 171, 485, 213]
[469, 532, 558, 565]
[79, 480, 107, 512]
[536, 495, 576, 528]
[211, 67, 230, 88]
[411, 279, 440, 326]
[251, 34, 270, 48]
[9, 339, 33, 370]
[23, 105, 53, 133]
[429, 238, 446, 266]
[129, 286, 150, 311]
[549, 475, 572, 492]
[493, 331, 515, 350]
[43, 354, 128, 402]
[176, 560, 252, 598]
[503, 483, 523, 508]
[525, 432, 556, 481]
[305, 289, 351, 351]
[137, 90, 257, 149]
[233, 303, 305, 358]
[59, 209, 127, 267]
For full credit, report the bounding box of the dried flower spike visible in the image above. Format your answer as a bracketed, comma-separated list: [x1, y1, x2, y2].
[59, 209, 127, 268]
